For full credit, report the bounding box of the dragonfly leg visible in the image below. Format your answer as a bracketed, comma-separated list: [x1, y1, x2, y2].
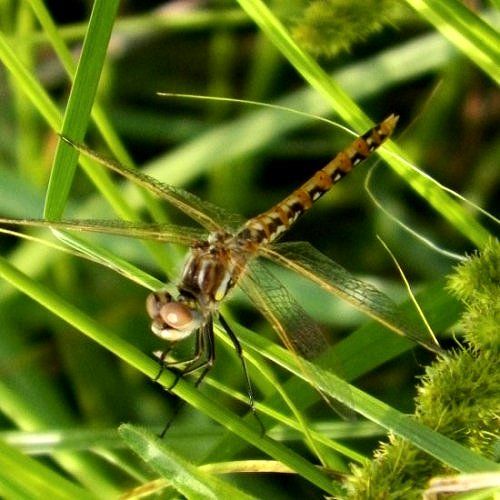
[158, 324, 214, 438]
[158, 397, 184, 439]
[154, 349, 183, 437]
[171, 321, 214, 378]
[219, 314, 265, 436]
[156, 341, 204, 438]
[192, 319, 215, 388]
[153, 347, 190, 391]
[155, 324, 212, 390]
[153, 347, 173, 382]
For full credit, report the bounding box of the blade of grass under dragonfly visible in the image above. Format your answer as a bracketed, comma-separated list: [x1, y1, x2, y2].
[227, 322, 497, 474]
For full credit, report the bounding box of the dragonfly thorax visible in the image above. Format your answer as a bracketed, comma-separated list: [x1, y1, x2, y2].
[180, 231, 245, 306]
[147, 231, 249, 342]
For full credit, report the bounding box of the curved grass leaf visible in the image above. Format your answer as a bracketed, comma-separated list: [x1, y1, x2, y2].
[231, 322, 498, 474]
[44, 0, 120, 219]
[119, 424, 257, 500]
[404, 0, 500, 83]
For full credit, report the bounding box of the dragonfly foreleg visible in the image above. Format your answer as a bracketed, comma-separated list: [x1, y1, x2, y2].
[155, 320, 216, 390]
[153, 347, 174, 382]
[172, 321, 215, 381]
[156, 324, 215, 438]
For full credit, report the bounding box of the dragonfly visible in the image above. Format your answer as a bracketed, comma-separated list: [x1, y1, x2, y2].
[0, 114, 439, 423]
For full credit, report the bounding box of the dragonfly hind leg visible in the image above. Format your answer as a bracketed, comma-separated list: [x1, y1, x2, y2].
[219, 315, 265, 436]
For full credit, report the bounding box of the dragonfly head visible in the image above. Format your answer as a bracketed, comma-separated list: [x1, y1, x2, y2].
[146, 291, 203, 342]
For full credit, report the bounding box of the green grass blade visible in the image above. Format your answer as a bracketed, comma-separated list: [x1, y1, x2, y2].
[44, 0, 120, 219]
[0, 438, 96, 500]
[26, 0, 135, 168]
[0, 31, 60, 128]
[119, 425, 257, 500]
[405, 0, 500, 83]
[235, 324, 498, 474]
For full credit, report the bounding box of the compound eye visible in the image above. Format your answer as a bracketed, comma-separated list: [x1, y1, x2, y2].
[160, 302, 198, 331]
[146, 291, 172, 319]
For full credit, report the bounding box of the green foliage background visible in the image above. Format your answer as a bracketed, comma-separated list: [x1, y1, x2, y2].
[0, 0, 497, 498]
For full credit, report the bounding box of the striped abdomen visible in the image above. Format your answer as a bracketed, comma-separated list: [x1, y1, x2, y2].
[237, 114, 398, 245]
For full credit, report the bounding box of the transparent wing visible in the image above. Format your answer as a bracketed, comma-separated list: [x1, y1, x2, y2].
[240, 259, 351, 414]
[61, 137, 244, 232]
[259, 241, 442, 353]
[242, 259, 329, 360]
[0, 217, 206, 246]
